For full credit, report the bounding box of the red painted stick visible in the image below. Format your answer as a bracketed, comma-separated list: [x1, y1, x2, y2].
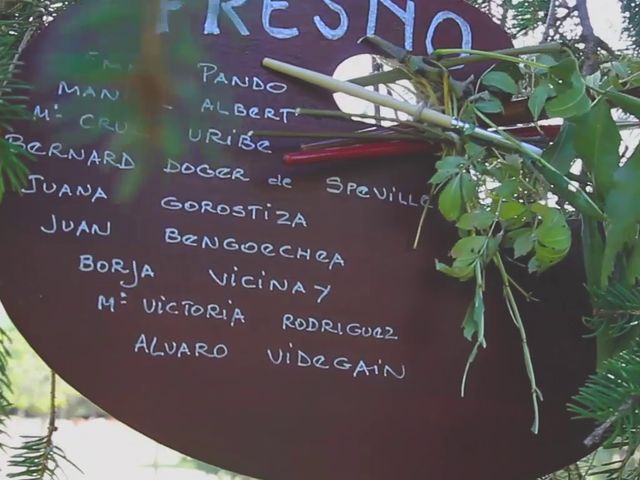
[284, 140, 440, 165]
[283, 125, 562, 165]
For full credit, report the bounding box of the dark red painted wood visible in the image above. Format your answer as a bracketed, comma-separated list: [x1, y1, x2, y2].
[0, 1, 593, 479]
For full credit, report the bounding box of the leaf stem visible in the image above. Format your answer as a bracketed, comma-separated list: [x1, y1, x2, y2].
[432, 48, 550, 70]
[412, 186, 434, 249]
[494, 253, 543, 434]
[436, 43, 566, 69]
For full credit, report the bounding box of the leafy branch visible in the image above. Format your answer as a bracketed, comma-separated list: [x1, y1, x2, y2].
[262, 43, 581, 433]
[8, 371, 80, 480]
[570, 344, 640, 479]
[0, 325, 12, 450]
[0, 0, 73, 204]
[586, 284, 640, 338]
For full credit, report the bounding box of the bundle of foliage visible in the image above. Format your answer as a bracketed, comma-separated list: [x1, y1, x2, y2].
[450, 3, 640, 477]
[270, 36, 640, 480]
[261, 3, 640, 478]
[421, 46, 640, 480]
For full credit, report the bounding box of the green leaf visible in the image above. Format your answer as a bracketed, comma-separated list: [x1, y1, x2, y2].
[549, 57, 580, 82]
[462, 300, 479, 341]
[536, 54, 558, 68]
[602, 145, 640, 285]
[462, 287, 485, 345]
[438, 174, 463, 221]
[513, 228, 535, 258]
[436, 156, 468, 170]
[504, 227, 528, 246]
[429, 169, 455, 185]
[528, 82, 553, 120]
[531, 204, 572, 271]
[503, 154, 522, 170]
[451, 236, 488, 260]
[436, 260, 474, 280]
[610, 61, 630, 78]
[460, 173, 477, 205]
[492, 178, 520, 197]
[457, 210, 494, 230]
[527, 257, 544, 273]
[545, 88, 591, 119]
[545, 58, 591, 119]
[584, 71, 602, 90]
[603, 88, 640, 118]
[531, 203, 571, 246]
[465, 143, 486, 161]
[573, 99, 621, 198]
[625, 238, 640, 287]
[430, 156, 467, 184]
[492, 60, 525, 84]
[499, 201, 527, 221]
[475, 95, 503, 113]
[460, 282, 486, 398]
[482, 71, 518, 94]
[531, 155, 605, 220]
[581, 217, 604, 289]
[542, 122, 577, 175]
[437, 236, 491, 281]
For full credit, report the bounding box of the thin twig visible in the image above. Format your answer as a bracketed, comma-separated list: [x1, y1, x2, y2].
[37, 370, 57, 479]
[412, 185, 435, 249]
[542, 0, 558, 43]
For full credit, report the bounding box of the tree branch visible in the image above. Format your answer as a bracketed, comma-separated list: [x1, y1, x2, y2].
[584, 395, 640, 447]
[575, 0, 616, 73]
[542, 0, 558, 43]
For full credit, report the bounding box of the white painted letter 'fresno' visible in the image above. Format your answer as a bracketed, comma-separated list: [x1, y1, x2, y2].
[426, 10, 473, 54]
[205, 0, 250, 35]
[157, 0, 474, 56]
[262, 0, 300, 38]
[314, 0, 349, 40]
[157, 0, 183, 33]
[367, 0, 416, 50]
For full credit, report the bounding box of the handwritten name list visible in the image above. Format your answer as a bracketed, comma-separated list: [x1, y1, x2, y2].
[8, 36, 439, 384]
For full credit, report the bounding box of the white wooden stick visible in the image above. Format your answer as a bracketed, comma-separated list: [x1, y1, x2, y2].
[263, 57, 453, 128]
[262, 57, 542, 156]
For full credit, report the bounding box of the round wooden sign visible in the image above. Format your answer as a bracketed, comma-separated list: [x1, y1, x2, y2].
[0, 1, 594, 479]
